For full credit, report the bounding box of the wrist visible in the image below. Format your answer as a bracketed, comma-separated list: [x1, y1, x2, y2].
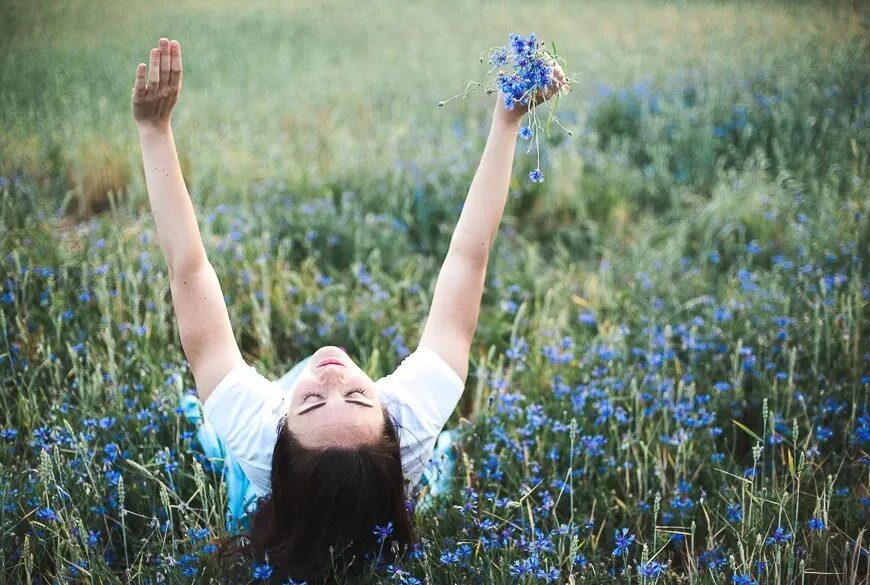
[137, 121, 172, 139]
[493, 98, 523, 130]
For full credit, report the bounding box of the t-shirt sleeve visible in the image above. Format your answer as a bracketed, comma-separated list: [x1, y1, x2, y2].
[375, 343, 465, 488]
[201, 362, 286, 496]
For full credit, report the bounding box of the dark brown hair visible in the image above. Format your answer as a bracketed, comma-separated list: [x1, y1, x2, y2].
[217, 405, 415, 583]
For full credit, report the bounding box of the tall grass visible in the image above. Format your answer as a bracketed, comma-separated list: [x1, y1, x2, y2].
[1, 0, 868, 583]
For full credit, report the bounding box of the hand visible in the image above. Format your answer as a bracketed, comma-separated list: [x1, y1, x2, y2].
[132, 38, 183, 132]
[497, 57, 570, 125]
[532, 59, 570, 107]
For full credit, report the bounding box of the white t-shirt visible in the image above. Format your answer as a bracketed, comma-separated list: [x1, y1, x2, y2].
[201, 343, 465, 496]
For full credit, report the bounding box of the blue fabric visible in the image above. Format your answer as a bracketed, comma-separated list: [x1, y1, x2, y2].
[179, 355, 457, 531]
[415, 428, 458, 513]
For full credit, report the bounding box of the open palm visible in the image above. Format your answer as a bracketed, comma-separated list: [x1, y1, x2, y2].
[132, 38, 183, 130]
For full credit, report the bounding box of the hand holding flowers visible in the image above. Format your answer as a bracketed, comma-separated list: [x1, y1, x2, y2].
[440, 33, 574, 183]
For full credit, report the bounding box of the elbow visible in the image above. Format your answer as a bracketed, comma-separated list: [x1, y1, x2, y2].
[449, 235, 491, 266]
[167, 248, 209, 280]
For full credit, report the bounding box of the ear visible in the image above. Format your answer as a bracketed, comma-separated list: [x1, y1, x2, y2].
[381, 405, 400, 440]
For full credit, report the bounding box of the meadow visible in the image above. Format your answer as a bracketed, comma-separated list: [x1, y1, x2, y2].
[1, 0, 869, 583]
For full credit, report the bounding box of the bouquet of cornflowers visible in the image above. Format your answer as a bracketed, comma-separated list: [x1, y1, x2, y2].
[440, 32, 574, 183]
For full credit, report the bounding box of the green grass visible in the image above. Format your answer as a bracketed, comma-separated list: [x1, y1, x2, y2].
[1, 0, 869, 583]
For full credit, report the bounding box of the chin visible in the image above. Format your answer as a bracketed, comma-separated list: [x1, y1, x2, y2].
[311, 345, 351, 366]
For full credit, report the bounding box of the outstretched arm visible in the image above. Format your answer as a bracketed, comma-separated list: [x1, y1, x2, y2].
[420, 63, 568, 382]
[133, 38, 243, 403]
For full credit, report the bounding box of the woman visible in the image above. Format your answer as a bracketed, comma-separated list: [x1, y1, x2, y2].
[132, 37, 567, 582]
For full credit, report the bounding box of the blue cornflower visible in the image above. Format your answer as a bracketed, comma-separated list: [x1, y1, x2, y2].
[732, 574, 757, 585]
[104, 470, 122, 486]
[86, 530, 100, 547]
[524, 33, 538, 55]
[252, 562, 273, 580]
[699, 547, 728, 570]
[638, 560, 668, 578]
[373, 521, 394, 544]
[807, 518, 826, 532]
[726, 503, 743, 524]
[439, 550, 460, 565]
[536, 567, 560, 582]
[508, 32, 536, 61]
[37, 507, 59, 522]
[509, 553, 542, 576]
[500, 299, 519, 314]
[578, 311, 596, 326]
[529, 168, 545, 183]
[68, 559, 89, 578]
[612, 527, 635, 556]
[765, 526, 792, 546]
[187, 527, 210, 542]
[519, 125, 534, 140]
[489, 47, 508, 67]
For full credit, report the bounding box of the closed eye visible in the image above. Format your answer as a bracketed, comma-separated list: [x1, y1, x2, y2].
[297, 388, 374, 415]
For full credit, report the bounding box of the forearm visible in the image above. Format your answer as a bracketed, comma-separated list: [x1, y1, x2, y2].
[137, 123, 207, 273]
[449, 100, 521, 263]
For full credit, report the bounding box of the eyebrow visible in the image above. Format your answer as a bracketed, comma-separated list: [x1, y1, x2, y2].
[298, 399, 374, 415]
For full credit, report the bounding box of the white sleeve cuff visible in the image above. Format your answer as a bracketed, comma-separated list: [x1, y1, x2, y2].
[202, 361, 254, 420]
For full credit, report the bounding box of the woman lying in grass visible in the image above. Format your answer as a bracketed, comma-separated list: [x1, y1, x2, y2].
[132, 37, 568, 582]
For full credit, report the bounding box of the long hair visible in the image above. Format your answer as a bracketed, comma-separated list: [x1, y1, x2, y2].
[217, 404, 414, 582]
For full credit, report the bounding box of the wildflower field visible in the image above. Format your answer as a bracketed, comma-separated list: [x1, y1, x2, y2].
[1, 0, 869, 583]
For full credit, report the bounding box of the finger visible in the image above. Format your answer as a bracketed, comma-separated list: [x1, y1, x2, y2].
[548, 71, 560, 89]
[548, 66, 560, 84]
[158, 38, 171, 93]
[147, 48, 160, 94]
[133, 63, 147, 99]
[168, 40, 182, 90]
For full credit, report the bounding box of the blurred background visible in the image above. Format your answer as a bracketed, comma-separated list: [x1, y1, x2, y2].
[2, 0, 866, 229]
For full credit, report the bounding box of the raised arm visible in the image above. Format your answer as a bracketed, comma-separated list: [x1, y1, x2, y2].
[420, 63, 568, 382]
[132, 38, 243, 403]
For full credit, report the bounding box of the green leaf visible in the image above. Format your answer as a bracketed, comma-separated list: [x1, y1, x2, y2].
[732, 419, 763, 443]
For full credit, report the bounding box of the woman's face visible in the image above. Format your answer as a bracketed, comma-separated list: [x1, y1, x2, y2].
[284, 346, 384, 448]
